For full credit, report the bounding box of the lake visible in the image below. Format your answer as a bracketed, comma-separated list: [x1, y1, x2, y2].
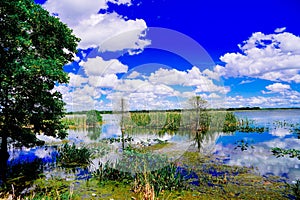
[215, 110, 300, 182]
[5, 109, 300, 184]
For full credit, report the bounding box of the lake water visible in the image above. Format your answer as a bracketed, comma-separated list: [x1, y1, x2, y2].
[214, 110, 300, 182]
[5, 109, 300, 183]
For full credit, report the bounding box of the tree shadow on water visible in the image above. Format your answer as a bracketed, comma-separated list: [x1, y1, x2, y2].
[0, 148, 57, 196]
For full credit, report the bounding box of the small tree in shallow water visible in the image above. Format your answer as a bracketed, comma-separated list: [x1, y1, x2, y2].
[0, 0, 79, 181]
[187, 96, 210, 131]
[186, 96, 211, 149]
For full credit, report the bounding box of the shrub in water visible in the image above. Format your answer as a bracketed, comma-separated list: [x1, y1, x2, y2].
[56, 143, 93, 167]
[223, 112, 238, 133]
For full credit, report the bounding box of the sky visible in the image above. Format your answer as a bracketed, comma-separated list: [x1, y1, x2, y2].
[34, 0, 300, 111]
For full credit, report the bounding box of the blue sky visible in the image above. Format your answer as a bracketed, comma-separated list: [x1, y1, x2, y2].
[35, 0, 300, 111]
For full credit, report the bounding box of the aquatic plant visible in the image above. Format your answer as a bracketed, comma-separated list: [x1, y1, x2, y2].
[238, 125, 266, 133]
[162, 112, 181, 131]
[290, 179, 300, 199]
[133, 163, 186, 196]
[223, 112, 238, 133]
[56, 143, 94, 167]
[103, 136, 134, 144]
[152, 138, 168, 144]
[237, 117, 267, 133]
[234, 140, 254, 151]
[61, 115, 86, 128]
[131, 112, 151, 126]
[271, 147, 300, 160]
[93, 146, 187, 197]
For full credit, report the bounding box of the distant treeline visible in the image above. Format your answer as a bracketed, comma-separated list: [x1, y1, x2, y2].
[226, 107, 261, 111]
[226, 107, 300, 111]
[67, 110, 113, 115]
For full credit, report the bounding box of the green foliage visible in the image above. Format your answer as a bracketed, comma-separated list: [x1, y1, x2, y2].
[93, 147, 186, 196]
[186, 96, 211, 132]
[153, 138, 168, 144]
[94, 161, 133, 185]
[61, 115, 86, 127]
[271, 147, 300, 160]
[234, 139, 254, 151]
[161, 112, 181, 133]
[119, 145, 170, 173]
[223, 112, 238, 133]
[0, 0, 79, 150]
[103, 136, 134, 144]
[86, 110, 102, 126]
[131, 112, 151, 126]
[134, 163, 186, 196]
[238, 118, 266, 133]
[56, 143, 93, 167]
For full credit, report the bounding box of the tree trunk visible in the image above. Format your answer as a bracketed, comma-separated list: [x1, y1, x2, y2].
[0, 134, 9, 183]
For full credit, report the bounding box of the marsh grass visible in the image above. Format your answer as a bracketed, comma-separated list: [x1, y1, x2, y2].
[290, 179, 300, 199]
[61, 115, 86, 129]
[93, 146, 187, 197]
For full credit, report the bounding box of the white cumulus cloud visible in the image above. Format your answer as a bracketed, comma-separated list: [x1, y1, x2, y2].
[43, 0, 149, 52]
[68, 73, 88, 87]
[265, 83, 291, 93]
[148, 67, 229, 94]
[80, 56, 128, 76]
[88, 74, 120, 88]
[73, 13, 149, 51]
[216, 31, 300, 83]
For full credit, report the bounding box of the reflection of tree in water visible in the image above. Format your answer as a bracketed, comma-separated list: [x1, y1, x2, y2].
[1, 157, 45, 194]
[87, 125, 102, 141]
[186, 96, 212, 150]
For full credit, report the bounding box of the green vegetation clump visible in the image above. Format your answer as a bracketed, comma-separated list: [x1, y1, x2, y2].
[86, 110, 102, 126]
[131, 112, 151, 126]
[61, 115, 86, 128]
[56, 143, 93, 167]
[272, 147, 300, 160]
[290, 179, 300, 199]
[223, 112, 238, 133]
[94, 146, 187, 197]
[61, 110, 103, 128]
[160, 112, 182, 133]
[237, 118, 266, 133]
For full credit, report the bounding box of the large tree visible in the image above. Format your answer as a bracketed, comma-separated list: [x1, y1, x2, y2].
[0, 0, 79, 180]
